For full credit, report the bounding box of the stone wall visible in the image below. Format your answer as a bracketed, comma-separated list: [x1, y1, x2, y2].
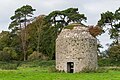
[56, 24, 98, 73]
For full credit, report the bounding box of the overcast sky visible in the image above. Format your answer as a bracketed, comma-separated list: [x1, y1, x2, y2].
[0, 0, 120, 51]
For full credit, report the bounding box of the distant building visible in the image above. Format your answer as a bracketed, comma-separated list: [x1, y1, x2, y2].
[56, 24, 98, 73]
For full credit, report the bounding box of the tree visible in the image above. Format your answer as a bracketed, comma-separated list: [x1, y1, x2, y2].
[34, 15, 45, 53]
[44, 8, 87, 59]
[26, 15, 45, 55]
[0, 31, 11, 50]
[98, 8, 120, 45]
[26, 15, 55, 59]
[20, 5, 36, 61]
[45, 8, 87, 36]
[3, 47, 17, 61]
[9, 5, 36, 61]
[40, 26, 56, 59]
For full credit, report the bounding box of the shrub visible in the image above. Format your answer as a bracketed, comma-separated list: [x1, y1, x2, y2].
[0, 51, 11, 61]
[36, 60, 54, 67]
[81, 67, 108, 73]
[98, 58, 111, 66]
[49, 66, 58, 72]
[0, 47, 17, 61]
[19, 60, 55, 68]
[89, 26, 103, 37]
[0, 63, 18, 70]
[28, 51, 48, 61]
[94, 67, 109, 73]
[49, 66, 64, 73]
[108, 45, 120, 61]
[98, 58, 120, 67]
[108, 67, 120, 71]
[81, 67, 96, 73]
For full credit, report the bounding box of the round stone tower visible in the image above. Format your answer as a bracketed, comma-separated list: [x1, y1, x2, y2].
[56, 24, 98, 73]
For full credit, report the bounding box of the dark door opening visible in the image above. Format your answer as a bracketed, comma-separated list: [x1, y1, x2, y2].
[67, 62, 74, 73]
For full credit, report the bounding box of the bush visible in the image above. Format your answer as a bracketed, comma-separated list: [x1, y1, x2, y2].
[28, 51, 48, 61]
[37, 60, 55, 67]
[49, 66, 58, 72]
[108, 67, 120, 71]
[81, 67, 96, 73]
[94, 67, 109, 73]
[19, 60, 55, 68]
[0, 62, 18, 70]
[98, 58, 111, 66]
[0, 47, 17, 61]
[98, 58, 120, 67]
[108, 45, 120, 61]
[49, 66, 64, 73]
[81, 67, 108, 73]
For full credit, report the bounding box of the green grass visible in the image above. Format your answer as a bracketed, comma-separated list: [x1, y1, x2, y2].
[0, 68, 120, 80]
[0, 60, 120, 80]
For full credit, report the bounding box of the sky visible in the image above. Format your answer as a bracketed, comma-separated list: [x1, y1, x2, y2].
[0, 0, 120, 51]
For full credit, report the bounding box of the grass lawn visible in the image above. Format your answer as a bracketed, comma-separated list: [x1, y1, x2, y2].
[0, 60, 120, 80]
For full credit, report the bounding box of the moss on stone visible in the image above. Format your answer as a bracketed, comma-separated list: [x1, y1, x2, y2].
[64, 23, 87, 30]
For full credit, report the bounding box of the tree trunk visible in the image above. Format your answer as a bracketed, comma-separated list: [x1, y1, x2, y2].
[37, 26, 40, 53]
[20, 22, 25, 60]
[23, 15, 27, 61]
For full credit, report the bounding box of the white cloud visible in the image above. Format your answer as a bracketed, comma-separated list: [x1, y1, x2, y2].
[98, 31, 113, 51]
[84, 0, 120, 14]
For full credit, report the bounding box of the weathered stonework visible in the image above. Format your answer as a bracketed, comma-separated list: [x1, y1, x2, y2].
[56, 24, 98, 73]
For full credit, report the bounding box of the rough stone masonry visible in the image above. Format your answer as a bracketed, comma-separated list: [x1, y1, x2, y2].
[56, 24, 98, 73]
